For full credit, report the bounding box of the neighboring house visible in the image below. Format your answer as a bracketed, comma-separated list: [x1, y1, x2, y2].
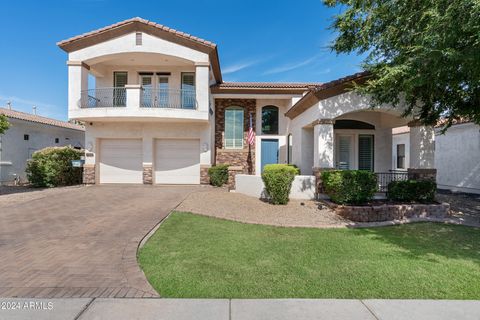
[393, 121, 480, 194]
[0, 107, 85, 184]
[58, 17, 435, 189]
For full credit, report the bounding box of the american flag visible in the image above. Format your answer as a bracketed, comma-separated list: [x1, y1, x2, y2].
[247, 113, 255, 146]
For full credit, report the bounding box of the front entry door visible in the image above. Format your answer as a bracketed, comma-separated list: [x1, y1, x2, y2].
[261, 139, 279, 172]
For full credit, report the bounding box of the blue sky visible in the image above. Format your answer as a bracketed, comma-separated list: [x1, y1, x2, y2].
[0, 0, 363, 120]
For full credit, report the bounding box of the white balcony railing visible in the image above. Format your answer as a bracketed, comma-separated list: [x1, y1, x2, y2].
[79, 87, 126, 108]
[141, 88, 197, 109]
[79, 87, 197, 109]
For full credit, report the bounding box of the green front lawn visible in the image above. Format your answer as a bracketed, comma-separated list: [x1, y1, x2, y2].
[138, 212, 480, 299]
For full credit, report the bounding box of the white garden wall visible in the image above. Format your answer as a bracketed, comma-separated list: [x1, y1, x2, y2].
[235, 174, 316, 200]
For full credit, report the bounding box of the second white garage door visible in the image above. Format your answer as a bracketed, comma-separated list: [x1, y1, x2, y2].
[155, 139, 200, 184]
[99, 139, 143, 184]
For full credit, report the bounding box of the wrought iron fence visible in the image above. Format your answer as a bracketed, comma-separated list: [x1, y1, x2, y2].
[79, 88, 126, 108]
[376, 171, 409, 193]
[141, 88, 197, 109]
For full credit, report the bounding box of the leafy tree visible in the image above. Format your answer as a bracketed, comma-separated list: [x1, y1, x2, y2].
[324, 0, 480, 129]
[0, 115, 9, 134]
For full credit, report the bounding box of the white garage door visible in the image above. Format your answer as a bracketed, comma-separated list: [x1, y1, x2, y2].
[155, 139, 200, 184]
[99, 139, 143, 184]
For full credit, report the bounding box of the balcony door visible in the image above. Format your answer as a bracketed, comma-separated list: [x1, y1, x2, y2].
[113, 72, 127, 106]
[181, 73, 195, 109]
[140, 74, 154, 107]
[140, 74, 169, 108]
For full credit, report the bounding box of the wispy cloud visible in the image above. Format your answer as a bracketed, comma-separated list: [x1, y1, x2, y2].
[262, 55, 320, 75]
[0, 95, 59, 110]
[222, 60, 260, 75]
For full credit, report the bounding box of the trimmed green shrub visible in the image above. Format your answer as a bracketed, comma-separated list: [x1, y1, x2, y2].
[322, 170, 378, 205]
[261, 164, 298, 205]
[288, 164, 301, 175]
[387, 179, 436, 203]
[26, 146, 83, 187]
[208, 164, 229, 187]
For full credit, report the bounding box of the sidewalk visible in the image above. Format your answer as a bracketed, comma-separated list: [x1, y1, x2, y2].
[1, 298, 479, 320]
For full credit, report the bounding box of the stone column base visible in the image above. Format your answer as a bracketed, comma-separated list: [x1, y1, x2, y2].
[143, 165, 153, 185]
[313, 167, 335, 195]
[408, 168, 437, 181]
[83, 165, 95, 184]
[227, 166, 244, 190]
[200, 165, 211, 185]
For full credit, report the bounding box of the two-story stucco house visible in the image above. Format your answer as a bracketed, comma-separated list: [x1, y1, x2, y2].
[58, 17, 436, 188]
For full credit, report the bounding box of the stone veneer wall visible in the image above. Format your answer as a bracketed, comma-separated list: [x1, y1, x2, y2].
[200, 165, 210, 185]
[407, 168, 437, 181]
[143, 165, 153, 184]
[214, 99, 256, 175]
[327, 201, 449, 222]
[83, 165, 95, 184]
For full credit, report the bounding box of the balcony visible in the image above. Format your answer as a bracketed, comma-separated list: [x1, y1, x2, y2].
[79, 87, 197, 110]
[72, 86, 208, 122]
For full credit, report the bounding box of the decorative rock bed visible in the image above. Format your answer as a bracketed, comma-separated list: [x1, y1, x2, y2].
[323, 200, 450, 222]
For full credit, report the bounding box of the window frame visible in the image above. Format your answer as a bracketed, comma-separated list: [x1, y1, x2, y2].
[224, 106, 244, 149]
[261, 105, 279, 135]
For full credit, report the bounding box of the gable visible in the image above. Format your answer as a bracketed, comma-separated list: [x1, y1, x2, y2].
[58, 17, 222, 82]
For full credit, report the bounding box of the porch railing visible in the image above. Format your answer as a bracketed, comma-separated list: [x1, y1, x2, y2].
[141, 88, 197, 109]
[79, 87, 126, 108]
[376, 171, 409, 193]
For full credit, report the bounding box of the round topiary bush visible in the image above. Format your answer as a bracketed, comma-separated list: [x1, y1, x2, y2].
[261, 164, 299, 205]
[208, 164, 229, 187]
[25, 146, 83, 187]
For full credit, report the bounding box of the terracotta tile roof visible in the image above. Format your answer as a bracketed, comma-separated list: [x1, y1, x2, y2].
[435, 117, 473, 128]
[214, 82, 321, 89]
[0, 108, 85, 131]
[57, 17, 216, 48]
[285, 71, 371, 118]
[310, 71, 370, 93]
[211, 82, 321, 94]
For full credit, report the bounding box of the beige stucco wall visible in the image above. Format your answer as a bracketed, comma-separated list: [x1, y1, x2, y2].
[436, 123, 480, 193]
[84, 121, 212, 168]
[288, 91, 411, 175]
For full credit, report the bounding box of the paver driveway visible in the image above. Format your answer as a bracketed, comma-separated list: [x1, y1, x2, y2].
[0, 185, 199, 298]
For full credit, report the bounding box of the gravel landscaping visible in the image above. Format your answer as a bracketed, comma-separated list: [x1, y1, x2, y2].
[437, 191, 480, 224]
[177, 188, 349, 228]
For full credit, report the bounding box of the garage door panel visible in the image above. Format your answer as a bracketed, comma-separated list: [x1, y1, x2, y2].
[155, 139, 200, 184]
[100, 139, 143, 184]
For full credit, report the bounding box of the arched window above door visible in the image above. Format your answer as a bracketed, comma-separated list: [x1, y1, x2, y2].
[262, 105, 279, 134]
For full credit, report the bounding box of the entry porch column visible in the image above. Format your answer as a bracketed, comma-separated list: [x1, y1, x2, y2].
[312, 119, 335, 194]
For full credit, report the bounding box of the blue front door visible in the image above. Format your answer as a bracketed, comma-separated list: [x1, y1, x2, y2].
[261, 139, 279, 172]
